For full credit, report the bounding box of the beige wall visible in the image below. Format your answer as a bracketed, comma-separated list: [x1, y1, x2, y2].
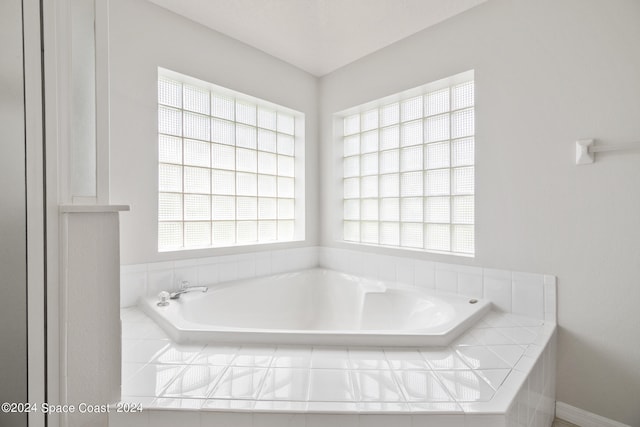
[319, 0, 640, 425]
[109, 0, 319, 265]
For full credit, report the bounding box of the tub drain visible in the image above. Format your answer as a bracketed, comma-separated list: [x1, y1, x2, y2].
[469, 299, 478, 304]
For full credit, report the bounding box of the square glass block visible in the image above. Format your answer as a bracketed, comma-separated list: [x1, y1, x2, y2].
[278, 155, 295, 177]
[278, 199, 295, 219]
[400, 145, 422, 172]
[212, 221, 236, 245]
[380, 125, 399, 150]
[184, 166, 211, 194]
[400, 171, 423, 197]
[211, 143, 235, 170]
[158, 106, 182, 136]
[343, 199, 360, 220]
[380, 222, 400, 246]
[361, 199, 378, 221]
[424, 88, 449, 116]
[380, 150, 399, 174]
[425, 169, 450, 196]
[356, 109, 375, 131]
[184, 194, 211, 220]
[343, 221, 360, 242]
[401, 223, 423, 248]
[184, 139, 210, 167]
[380, 174, 399, 197]
[361, 130, 378, 153]
[425, 224, 450, 252]
[425, 196, 450, 223]
[258, 198, 277, 219]
[452, 81, 474, 110]
[361, 175, 378, 198]
[276, 220, 293, 241]
[212, 195, 235, 220]
[258, 174, 277, 197]
[401, 96, 423, 122]
[452, 225, 474, 254]
[236, 197, 257, 220]
[158, 193, 182, 221]
[277, 113, 295, 135]
[344, 114, 360, 136]
[361, 152, 378, 176]
[380, 198, 400, 221]
[258, 129, 277, 153]
[401, 197, 423, 222]
[184, 222, 211, 248]
[343, 177, 359, 199]
[258, 152, 277, 175]
[424, 113, 450, 143]
[159, 163, 182, 192]
[380, 103, 400, 127]
[159, 135, 182, 164]
[401, 120, 423, 147]
[183, 112, 210, 141]
[361, 221, 379, 244]
[277, 134, 295, 156]
[158, 78, 182, 108]
[277, 177, 295, 198]
[236, 172, 257, 196]
[425, 141, 450, 170]
[452, 137, 474, 167]
[236, 124, 257, 149]
[343, 156, 360, 178]
[452, 196, 474, 224]
[211, 169, 235, 195]
[237, 221, 258, 243]
[183, 84, 210, 115]
[451, 108, 474, 138]
[258, 108, 277, 130]
[452, 166, 474, 195]
[211, 93, 234, 120]
[211, 118, 235, 145]
[344, 135, 360, 157]
[158, 222, 183, 249]
[258, 221, 277, 241]
[235, 102, 256, 126]
[236, 148, 257, 173]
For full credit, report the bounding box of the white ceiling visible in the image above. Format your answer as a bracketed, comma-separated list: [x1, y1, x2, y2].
[147, 0, 486, 76]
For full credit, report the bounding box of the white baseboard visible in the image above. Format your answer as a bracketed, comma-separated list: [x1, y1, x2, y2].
[556, 402, 631, 427]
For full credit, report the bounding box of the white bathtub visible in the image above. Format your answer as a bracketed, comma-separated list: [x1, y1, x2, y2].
[140, 268, 491, 347]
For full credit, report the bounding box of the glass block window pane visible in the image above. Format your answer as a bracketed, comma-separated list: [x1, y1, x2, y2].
[184, 194, 211, 220]
[425, 224, 450, 252]
[380, 174, 399, 197]
[425, 141, 450, 170]
[158, 78, 182, 108]
[159, 193, 182, 221]
[183, 84, 210, 114]
[340, 73, 474, 255]
[184, 139, 210, 167]
[158, 71, 304, 250]
[183, 112, 210, 141]
[159, 135, 182, 164]
[258, 108, 277, 130]
[401, 120, 422, 147]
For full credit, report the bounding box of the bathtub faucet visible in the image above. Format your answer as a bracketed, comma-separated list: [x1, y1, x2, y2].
[169, 281, 208, 299]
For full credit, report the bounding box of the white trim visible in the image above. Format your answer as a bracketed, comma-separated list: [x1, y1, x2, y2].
[24, 0, 46, 425]
[556, 402, 632, 427]
[95, 0, 111, 204]
[59, 204, 130, 213]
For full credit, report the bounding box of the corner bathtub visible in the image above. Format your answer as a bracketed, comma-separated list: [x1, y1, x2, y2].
[140, 268, 491, 347]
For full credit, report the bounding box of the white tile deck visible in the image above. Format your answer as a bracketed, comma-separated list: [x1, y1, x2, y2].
[114, 307, 556, 427]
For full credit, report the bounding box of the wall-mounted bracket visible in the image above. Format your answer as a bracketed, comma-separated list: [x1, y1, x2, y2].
[575, 139, 595, 165]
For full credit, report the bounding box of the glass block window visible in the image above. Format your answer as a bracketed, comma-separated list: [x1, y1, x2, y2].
[340, 73, 474, 255]
[158, 69, 303, 251]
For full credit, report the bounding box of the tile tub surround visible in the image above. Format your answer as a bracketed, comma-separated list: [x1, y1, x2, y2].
[121, 247, 557, 326]
[111, 308, 556, 427]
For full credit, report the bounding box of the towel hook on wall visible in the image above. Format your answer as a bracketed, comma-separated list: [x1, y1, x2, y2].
[575, 139, 640, 165]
